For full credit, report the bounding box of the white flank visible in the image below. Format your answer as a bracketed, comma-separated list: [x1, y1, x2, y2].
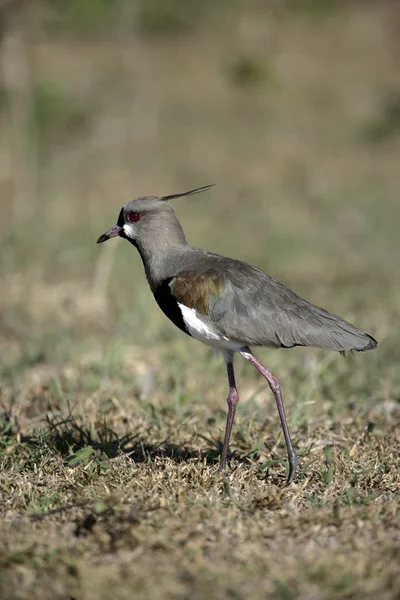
[178, 303, 243, 351]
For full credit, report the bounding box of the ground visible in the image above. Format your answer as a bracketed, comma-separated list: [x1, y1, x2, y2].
[0, 2, 400, 599]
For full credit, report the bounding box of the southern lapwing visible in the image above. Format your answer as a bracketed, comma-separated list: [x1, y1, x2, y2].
[97, 185, 377, 484]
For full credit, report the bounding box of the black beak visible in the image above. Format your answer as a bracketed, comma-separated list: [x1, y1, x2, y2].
[97, 224, 122, 244]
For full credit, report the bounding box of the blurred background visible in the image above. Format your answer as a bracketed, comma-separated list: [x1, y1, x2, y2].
[0, 0, 399, 398]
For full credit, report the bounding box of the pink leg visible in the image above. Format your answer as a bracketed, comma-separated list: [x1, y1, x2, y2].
[241, 350, 298, 485]
[219, 357, 239, 472]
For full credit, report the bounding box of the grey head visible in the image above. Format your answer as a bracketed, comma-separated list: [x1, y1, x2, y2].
[97, 184, 213, 247]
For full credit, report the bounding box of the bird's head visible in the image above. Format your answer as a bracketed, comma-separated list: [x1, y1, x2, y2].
[97, 185, 214, 248]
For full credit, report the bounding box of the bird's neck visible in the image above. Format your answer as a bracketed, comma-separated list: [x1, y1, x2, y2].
[130, 235, 194, 291]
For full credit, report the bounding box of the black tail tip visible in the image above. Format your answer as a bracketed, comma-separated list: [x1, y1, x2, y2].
[363, 334, 378, 351]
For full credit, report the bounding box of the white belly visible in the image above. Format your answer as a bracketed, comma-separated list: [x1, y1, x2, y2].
[178, 303, 243, 351]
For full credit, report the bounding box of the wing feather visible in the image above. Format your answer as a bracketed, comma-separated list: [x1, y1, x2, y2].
[168, 257, 376, 352]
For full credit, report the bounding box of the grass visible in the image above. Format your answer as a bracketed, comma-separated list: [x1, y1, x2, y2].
[1, 1, 400, 598]
[0, 379, 399, 599]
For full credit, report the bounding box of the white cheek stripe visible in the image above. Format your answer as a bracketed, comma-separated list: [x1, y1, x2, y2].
[123, 224, 135, 238]
[178, 303, 243, 351]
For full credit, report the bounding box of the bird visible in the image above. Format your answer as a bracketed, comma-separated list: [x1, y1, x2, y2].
[97, 184, 377, 484]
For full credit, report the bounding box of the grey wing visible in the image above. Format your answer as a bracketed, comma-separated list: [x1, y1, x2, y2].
[209, 261, 376, 352]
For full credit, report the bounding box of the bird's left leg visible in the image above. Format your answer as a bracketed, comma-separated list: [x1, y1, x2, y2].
[219, 351, 239, 472]
[240, 348, 298, 485]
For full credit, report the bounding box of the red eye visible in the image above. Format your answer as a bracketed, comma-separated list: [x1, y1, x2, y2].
[127, 211, 141, 223]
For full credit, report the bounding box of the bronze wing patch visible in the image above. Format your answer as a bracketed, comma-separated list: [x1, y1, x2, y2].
[170, 272, 224, 315]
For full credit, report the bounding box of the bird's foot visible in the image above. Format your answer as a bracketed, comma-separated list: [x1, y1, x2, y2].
[286, 451, 299, 486]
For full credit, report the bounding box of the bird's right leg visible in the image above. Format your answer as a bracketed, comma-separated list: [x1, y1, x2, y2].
[240, 348, 298, 485]
[219, 351, 239, 472]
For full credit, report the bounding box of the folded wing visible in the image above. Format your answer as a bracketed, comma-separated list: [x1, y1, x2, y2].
[170, 257, 377, 353]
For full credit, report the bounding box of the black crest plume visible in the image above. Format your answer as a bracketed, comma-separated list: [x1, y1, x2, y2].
[161, 184, 214, 201]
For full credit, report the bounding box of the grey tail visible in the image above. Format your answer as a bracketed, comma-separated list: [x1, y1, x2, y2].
[339, 333, 377, 357]
[290, 300, 379, 354]
[357, 333, 378, 351]
[273, 303, 378, 354]
[161, 184, 215, 201]
[320, 327, 378, 354]
[318, 328, 378, 354]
